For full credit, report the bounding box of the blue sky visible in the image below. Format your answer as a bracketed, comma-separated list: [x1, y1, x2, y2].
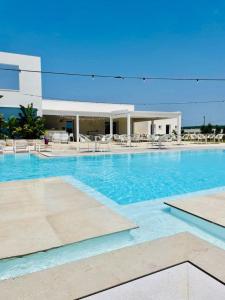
[1, 0, 225, 125]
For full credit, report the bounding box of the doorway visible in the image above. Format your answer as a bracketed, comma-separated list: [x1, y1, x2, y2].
[166, 124, 171, 134]
[105, 121, 118, 134]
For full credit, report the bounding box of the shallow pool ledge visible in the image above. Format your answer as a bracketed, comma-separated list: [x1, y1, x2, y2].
[0, 232, 224, 299]
[0, 177, 137, 259]
[164, 191, 225, 228]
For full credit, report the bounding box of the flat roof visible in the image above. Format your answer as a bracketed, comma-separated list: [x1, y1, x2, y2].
[42, 99, 180, 119]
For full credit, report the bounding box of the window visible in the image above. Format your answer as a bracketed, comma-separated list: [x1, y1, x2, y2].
[158, 125, 162, 129]
[0, 64, 19, 90]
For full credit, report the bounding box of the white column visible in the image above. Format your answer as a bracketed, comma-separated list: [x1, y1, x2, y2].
[127, 113, 131, 146]
[110, 115, 113, 136]
[177, 114, 181, 143]
[76, 114, 80, 151]
[147, 121, 151, 135]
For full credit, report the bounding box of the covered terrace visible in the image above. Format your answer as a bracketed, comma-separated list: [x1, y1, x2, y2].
[42, 99, 181, 151]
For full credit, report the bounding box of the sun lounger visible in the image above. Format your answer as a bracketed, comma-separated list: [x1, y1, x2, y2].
[96, 134, 112, 151]
[0, 140, 6, 154]
[79, 134, 96, 151]
[35, 140, 52, 152]
[13, 140, 30, 153]
[52, 133, 69, 144]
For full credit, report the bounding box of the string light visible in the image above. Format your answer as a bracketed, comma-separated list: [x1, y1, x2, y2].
[11, 92, 225, 106]
[1, 66, 225, 82]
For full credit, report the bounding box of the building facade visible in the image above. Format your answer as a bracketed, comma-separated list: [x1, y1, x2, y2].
[0, 51, 182, 140]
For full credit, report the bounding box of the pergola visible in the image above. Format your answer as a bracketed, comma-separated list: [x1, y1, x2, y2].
[43, 107, 181, 151]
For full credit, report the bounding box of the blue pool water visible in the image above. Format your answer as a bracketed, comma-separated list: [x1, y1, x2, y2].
[0, 150, 225, 279]
[1, 150, 225, 204]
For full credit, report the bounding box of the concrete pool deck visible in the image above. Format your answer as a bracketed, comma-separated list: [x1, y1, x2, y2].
[0, 232, 224, 299]
[165, 192, 225, 228]
[0, 177, 137, 259]
[37, 142, 225, 158]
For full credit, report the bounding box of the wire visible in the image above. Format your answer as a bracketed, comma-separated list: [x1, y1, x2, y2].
[1, 66, 225, 82]
[20, 92, 225, 106]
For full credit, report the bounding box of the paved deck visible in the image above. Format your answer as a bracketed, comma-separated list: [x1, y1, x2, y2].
[36, 141, 225, 158]
[0, 177, 136, 259]
[0, 233, 224, 299]
[165, 192, 225, 227]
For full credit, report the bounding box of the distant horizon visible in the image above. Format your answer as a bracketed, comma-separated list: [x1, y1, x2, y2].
[1, 1, 225, 126]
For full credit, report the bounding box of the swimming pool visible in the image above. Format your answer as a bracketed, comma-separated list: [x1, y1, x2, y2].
[1, 150, 225, 204]
[0, 150, 225, 279]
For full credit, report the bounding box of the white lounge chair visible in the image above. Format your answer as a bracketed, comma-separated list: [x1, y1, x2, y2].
[207, 134, 215, 143]
[35, 140, 52, 152]
[215, 134, 224, 143]
[0, 140, 6, 154]
[13, 140, 30, 153]
[52, 132, 69, 144]
[96, 134, 112, 151]
[197, 134, 207, 144]
[148, 135, 167, 149]
[79, 134, 95, 151]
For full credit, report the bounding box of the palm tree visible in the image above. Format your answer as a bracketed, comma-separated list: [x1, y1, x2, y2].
[5, 103, 45, 139]
[6, 116, 20, 138]
[18, 103, 45, 139]
[0, 113, 6, 138]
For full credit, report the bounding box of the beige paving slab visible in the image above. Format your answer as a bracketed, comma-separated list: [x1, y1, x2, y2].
[0, 232, 224, 300]
[0, 177, 136, 259]
[165, 192, 225, 227]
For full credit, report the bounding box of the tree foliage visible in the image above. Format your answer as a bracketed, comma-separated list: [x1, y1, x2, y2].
[0, 103, 45, 139]
[200, 123, 213, 134]
[17, 104, 45, 139]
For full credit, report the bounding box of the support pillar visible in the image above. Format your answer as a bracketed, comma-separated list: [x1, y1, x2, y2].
[110, 115, 113, 136]
[76, 114, 80, 151]
[177, 114, 181, 143]
[127, 113, 131, 146]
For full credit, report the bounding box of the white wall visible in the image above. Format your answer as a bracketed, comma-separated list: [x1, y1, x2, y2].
[0, 52, 42, 115]
[133, 118, 179, 135]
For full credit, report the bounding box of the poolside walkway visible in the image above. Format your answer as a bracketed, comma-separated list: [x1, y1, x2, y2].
[165, 192, 225, 227]
[0, 177, 136, 259]
[0, 233, 224, 299]
[37, 141, 225, 158]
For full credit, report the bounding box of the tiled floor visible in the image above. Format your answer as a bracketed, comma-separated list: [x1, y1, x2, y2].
[0, 233, 224, 299]
[165, 192, 225, 227]
[0, 177, 136, 259]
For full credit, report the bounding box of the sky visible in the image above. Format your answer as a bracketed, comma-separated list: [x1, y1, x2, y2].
[1, 0, 225, 125]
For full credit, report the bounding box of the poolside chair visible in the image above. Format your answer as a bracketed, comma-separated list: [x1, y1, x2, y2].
[60, 133, 69, 144]
[113, 134, 120, 144]
[13, 140, 30, 153]
[79, 134, 96, 151]
[52, 132, 69, 144]
[182, 134, 190, 141]
[197, 134, 207, 144]
[207, 134, 215, 143]
[0, 140, 6, 154]
[35, 140, 53, 152]
[130, 134, 140, 146]
[147, 135, 164, 149]
[215, 134, 224, 143]
[96, 134, 112, 151]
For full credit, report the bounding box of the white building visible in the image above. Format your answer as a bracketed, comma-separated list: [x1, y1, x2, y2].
[0, 51, 181, 140]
